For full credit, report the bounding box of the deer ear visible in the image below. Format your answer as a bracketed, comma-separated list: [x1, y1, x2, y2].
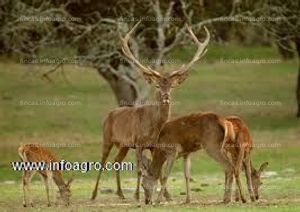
[171, 71, 189, 87]
[142, 72, 158, 84]
[141, 155, 151, 176]
[141, 167, 149, 177]
[258, 162, 269, 175]
[66, 174, 74, 187]
[142, 155, 151, 169]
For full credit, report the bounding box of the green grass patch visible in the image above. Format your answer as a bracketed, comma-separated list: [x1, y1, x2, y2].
[0, 45, 299, 209]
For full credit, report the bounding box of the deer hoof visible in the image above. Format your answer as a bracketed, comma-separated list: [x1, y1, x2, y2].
[47, 203, 51, 207]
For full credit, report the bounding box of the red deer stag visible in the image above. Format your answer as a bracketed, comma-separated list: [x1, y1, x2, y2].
[141, 113, 268, 204]
[91, 21, 210, 201]
[18, 144, 73, 207]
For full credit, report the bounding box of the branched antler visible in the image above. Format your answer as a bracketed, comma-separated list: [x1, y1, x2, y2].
[171, 24, 210, 77]
[120, 21, 161, 77]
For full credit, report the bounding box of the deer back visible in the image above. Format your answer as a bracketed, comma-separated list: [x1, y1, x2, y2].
[103, 105, 166, 146]
[18, 144, 58, 163]
[226, 116, 253, 151]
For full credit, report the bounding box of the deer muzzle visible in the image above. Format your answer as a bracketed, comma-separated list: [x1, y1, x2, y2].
[162, 95, 170, 105]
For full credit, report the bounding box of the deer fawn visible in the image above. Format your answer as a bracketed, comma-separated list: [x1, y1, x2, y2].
[221, 116, 269, 202]
[141, 113, 268, 204]
[91, 21, 210, 201]
[18, 144, 73, 207]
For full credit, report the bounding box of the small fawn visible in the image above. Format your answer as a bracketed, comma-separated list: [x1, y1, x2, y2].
[221, 116, 268, 202]
[18, 144, 73, 207]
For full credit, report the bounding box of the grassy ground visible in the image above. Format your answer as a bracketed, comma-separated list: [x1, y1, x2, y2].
[0, 45, 300, 211]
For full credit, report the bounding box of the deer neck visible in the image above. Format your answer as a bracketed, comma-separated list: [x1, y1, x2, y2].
[155, 91, 170, 124]
[250, 159, 255, 173]
[148, 149, 166, 180]
[52, 171, 67, 192]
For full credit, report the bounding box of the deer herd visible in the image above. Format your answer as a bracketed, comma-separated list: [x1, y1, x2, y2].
[18, 22, 268, 207]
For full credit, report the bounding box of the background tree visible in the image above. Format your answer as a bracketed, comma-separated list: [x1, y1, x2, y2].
[0, 0, 299, 115]
[253, 0, 300, 116]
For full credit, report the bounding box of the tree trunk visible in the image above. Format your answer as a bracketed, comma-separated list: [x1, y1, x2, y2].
[97, 68, 138, 107]
[295, 37, 300, 117]
[77, 38, 140, 107]
[297, 65, 300, 117]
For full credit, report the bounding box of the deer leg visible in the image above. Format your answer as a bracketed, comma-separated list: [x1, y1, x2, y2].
[134, 147, 143, 201]
[150, 148, 172, 201]
[235, 185, 240, 202]
[223, 167, 234, 204]
[91, 141, 113, 200]
[114, 147, 129, 199]
[160, 174, 172, 201]
[22, 171, 28, 207]
[214, 149, 234, 204]
[234, 169, 246, 203]
[234, 149, 246, 203]
[40, 173, 51, 207]
[220, 137, 227, 156]
[156, 151, 176, 204]
[220, 126, 234, 169]
[244, 153, 256, 202]
[233, 166, 241, 202]
[22, 170, 35, 207]
[184, 154, 191, 203]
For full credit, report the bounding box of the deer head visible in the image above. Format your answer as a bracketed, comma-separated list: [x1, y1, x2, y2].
[251, 161, 268, 200]
[57, 175, 74, 206]
[140, 155, 156, 204]
[142, 174, 157, 205]
[121, 21, 210, 105]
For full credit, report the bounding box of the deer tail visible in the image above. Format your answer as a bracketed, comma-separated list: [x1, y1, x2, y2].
[219, 119, 235, 156]
[18, 144, 27, 161]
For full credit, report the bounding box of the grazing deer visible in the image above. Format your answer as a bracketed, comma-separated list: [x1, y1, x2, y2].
[91, 21, 210, 201]
[221, 116, 269, 202]
[18, 144, 73, 207]
[141, 113, 268, 204]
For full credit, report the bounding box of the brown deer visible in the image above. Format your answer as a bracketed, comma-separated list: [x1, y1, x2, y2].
[18, 144, 74, 207]
[141, 113, 268, 204]
[91, 21, 210, 201]
[221, 116, 269, 202]
[159, 115, 268, 203]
